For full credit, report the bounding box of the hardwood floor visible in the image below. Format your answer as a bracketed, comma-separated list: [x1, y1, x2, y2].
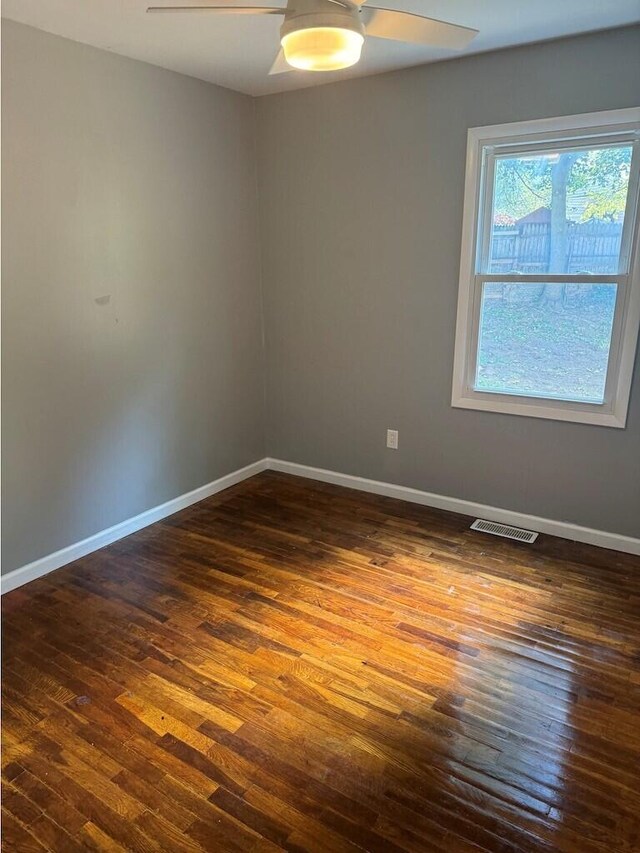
[2, 471, 640, 852]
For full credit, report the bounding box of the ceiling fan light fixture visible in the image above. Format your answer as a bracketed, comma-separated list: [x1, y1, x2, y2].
[146, 1, 479, 79]
[281, 26, 364, 71]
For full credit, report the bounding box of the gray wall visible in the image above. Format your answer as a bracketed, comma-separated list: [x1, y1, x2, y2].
[2, 21, 265, 574]
[4, 23, 640, 577]
[256, 26, 640, 538]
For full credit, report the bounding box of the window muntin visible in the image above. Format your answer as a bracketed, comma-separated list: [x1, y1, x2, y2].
[452, 109, 640, 428]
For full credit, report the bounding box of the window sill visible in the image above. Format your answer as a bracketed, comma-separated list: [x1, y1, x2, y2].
[451, 391, 626, 428]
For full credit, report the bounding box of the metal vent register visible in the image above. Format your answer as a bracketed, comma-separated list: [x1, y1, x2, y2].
[470, 519, 538, 544]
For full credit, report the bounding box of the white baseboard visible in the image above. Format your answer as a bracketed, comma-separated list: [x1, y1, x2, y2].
[0, 459, 268, 595]
[3, 455, 637, 594]
[267, 458, 640, 557]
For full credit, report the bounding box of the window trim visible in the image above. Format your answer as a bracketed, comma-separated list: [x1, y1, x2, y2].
[452, 108, 640, 429]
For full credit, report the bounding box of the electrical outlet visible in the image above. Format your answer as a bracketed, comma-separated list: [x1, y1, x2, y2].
[386, 429, 399, 450]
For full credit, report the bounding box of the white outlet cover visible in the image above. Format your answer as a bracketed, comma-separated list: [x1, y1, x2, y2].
[387, 429, 399, 449]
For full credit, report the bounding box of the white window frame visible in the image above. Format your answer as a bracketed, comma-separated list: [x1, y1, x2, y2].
[452, 108, 640, 428]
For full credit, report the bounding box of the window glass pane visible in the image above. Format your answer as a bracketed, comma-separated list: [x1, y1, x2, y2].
[489, 145, 632, 274]
[474, 282, 617, 403]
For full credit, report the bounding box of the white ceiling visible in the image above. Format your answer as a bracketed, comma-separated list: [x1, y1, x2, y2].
[3, 0, 639, 96]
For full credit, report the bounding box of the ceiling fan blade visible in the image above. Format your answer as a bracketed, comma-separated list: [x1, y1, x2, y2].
[361, 7, 477, 49]
[269, 48, 292, 75]
[147, 5, 283, 14]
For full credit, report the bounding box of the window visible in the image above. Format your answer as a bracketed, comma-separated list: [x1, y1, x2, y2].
[452, 109, 640, 427]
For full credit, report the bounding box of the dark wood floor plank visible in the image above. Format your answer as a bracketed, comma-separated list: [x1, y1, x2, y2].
[3, 470, 640, 852]
[0, 809, 48, 853]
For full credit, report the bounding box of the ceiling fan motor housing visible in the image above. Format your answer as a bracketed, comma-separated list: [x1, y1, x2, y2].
[280, 0, 364, 40]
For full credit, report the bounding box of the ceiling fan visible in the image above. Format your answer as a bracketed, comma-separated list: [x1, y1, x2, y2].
[147, 0, 478, 75]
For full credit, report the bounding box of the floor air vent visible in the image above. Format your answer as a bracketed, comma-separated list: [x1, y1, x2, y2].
[470, 519, 538, 544]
